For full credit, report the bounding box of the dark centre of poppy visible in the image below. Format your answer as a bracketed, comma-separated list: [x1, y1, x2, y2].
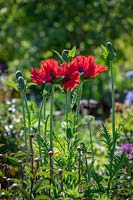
[62, 76, 70, 83]
[78, 66, 84, 73]
[50, 70, 55, 79]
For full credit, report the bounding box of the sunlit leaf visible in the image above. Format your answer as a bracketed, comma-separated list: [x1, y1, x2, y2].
[5, 80, 18, 91]
[68, 46, 76, 58]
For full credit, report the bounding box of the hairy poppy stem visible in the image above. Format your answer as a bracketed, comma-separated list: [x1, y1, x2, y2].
[37, 96, 44, 166]
[106, 42, 116, 195]
[48, 151, 53, 197]
[16, 72, 28, 154]
[29, 134, 34, 200]
[58, 169, 64, 198]
[110, 61, 115, 141]
[88, 120, 94, 165]
[23, 93, 31, 146]
[50, 84, 55, 151]
[76, 82, 83, 129]
[106, 42, 115, 140]
[66, 90, 71, 122]
[21, 93, 28, 152]
[77, 146, 82, 193]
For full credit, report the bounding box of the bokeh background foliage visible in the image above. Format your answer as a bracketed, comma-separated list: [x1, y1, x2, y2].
[0, 0, 132, 72]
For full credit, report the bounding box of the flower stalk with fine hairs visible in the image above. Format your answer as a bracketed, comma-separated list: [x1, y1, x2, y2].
[29, 133, 34, 200]
[37, 94, 45, 166]
[58, 168, 64, 198]
[106, 42, 116, 195]
[50, 85, 55, 151]
[106, 42, 115, 141]
[16, 71, 28, 152]
[88, 116, 95, 165]
[48, 151, 53, 197]
[77, 146, 82, 193]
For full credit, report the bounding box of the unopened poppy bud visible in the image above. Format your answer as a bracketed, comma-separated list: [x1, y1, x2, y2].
[106, 42, 115, 61]
[10, 183, 19, 190]
[106, 42, 113, 52]
[62, 49, 69, 56]
[16, 70, 23, 80]
[18, 76, 26, 91]
[62, 49, 70, 61]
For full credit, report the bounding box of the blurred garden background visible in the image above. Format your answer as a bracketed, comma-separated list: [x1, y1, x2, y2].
[0, 0, 132, 85]
[0, 0, 133, 199]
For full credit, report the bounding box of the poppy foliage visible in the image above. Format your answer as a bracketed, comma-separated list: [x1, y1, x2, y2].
[31, 55, 108, 90]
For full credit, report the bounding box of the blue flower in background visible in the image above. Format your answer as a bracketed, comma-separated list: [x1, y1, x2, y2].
[124, 90, 133, 104]
[125, 71, 133, 78]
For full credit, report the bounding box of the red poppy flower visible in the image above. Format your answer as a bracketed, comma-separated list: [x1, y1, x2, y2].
[60, 62, 78, 76]
[70, 55, 108, 78]
[31, 59, 61, 84]
[84, 56, 108, 78]
[62, 71, 80, 90]
[59, 62, 80, 90]
[70, 55, 88, 73]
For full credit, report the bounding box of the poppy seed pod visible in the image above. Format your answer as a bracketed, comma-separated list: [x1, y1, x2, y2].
[77, 146, 81, 151]
[34, 157, 40, 162]
[0, 192, 8, 198]
[10, 183, 19, 190]
[48, 151, 53, 156]
[58, 168, 63, 174]
[18, 76, 26, 91]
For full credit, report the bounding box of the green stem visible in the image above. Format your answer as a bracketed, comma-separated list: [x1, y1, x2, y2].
[50, 84, 55, 151]
[107, 60, 116, 195]
[76, 82, 83, 126]
[66, 90, 71, 123]
[110, 61, 115, 141]
[21, 93, 28, 152]
[88, 122, 94, 165]
[65, 90, 71, 149]
[37, 97, 45, 166]
[23, 93, 31, 152]
[43, 96, 47, 141]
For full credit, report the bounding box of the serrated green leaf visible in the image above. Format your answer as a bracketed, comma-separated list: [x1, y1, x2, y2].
[101, 44, 109, 60]
[14, 151, 26, 158]
[18, 188, 30, 200]
[6, 156, 19, 165]
[33, 178, 44, 192]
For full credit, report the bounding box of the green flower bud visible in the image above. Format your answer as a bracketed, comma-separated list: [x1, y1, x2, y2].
[62, 49, 69, 61]
[16, 70, 23, 80]
[18, 76, 26, 91]
[106, 42, 115, 61]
